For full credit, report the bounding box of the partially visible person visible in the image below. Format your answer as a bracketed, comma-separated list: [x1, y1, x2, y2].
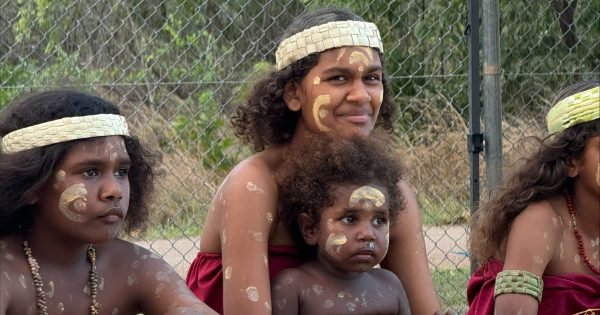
[186, 7, 447, 315]
[271, 134, 411, 315]
[0, 90, 217, 315]
[467, 81, 600, 314]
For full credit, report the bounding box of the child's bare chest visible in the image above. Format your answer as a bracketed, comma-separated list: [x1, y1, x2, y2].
[298, 286, 401, 315]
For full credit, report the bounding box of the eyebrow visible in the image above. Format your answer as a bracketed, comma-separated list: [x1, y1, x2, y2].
[75, 157, 131, 167]
[322, 65, 383, 75]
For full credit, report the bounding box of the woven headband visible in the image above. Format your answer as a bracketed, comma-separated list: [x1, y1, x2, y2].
[275, 20, 383, 70]
[1, 114, 130, 154]
[546, 86, 599, 134]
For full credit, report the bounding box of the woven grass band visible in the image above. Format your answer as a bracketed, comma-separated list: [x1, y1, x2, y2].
[1, 114, 129, 154]
[275, 20, 383, 70]
[547, 86, 599, 134]
[494, 269, 543, 302]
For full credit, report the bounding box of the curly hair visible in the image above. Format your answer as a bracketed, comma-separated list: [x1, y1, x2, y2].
[276, 132, 405, 258]
[469, 81, 600, 264]
[0, 90, 160, 236]
[231, 7, 396, 152]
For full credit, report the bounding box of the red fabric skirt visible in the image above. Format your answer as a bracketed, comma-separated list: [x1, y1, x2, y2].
[467, 260, 600, 314]
[186, 245, 304, 314]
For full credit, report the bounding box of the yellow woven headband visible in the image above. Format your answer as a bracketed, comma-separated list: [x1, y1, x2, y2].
[1, 114, 130, 154]
[546, 86, 600, 134]
[275, 20, 383, 70]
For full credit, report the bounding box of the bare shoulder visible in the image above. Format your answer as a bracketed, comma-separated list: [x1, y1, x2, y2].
[368, 268, 403, 289]
[272, 267, 305, 288]
[512, 199, 562, 237]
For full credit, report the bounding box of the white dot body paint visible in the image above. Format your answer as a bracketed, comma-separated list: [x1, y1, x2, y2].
[3, 253, 14, 261]
[224, 266, 232, 280]
[313, 76, 321, 85]
[58, 183, 88, 222]
[347, 301, 357, 312]
[58, 302, 65, 313]
[245, 286, 259, 302]
[574, 254, 581, 264]
[266, 212, 274, 224]
[47, 280, 55, 297]
[326, 234, 347, 256]
[222, 229, 227, 245]
[276, 298, 287, 310]
[127, 274, 137, 286]
[349, 186, 385, 209]
[156, 271, 170, 282]
[246, 182, 265, 193]
[312, 284, 323, 295]
[313, 95, 332, 132]
[322, 299, 335, 308]
[552, 217, 558, 227]
[532, 255, 543, 264]
[252, 232, 264, 242]
[559, 242, 564, 260]
[19, 274, 26, 288]
[265, 302, 271, 312]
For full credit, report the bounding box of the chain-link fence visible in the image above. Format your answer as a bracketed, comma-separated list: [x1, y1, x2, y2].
[1, 0, 598, 312]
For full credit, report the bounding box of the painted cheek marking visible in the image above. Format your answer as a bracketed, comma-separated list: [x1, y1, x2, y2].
[53, 170, 66, 188]
[378, 90, 384, 106]
[59, 183, 88, 222]
[245, 286, 259, 302]
[313, 76, 321, 85]
[349, 186, 385, 209]
[313, 95, 331, 132]
[326, 234, 347, 256]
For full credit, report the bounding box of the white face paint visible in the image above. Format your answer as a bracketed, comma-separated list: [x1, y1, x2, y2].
[313, 76, 321, 85]
[325, 234, 347, 256]
[53, 170, 66, 188]
[596, 163, 600, 187]
[58, 183, 88, 222]
[312, 95, 332, 132]
[348, 186, 385, 209]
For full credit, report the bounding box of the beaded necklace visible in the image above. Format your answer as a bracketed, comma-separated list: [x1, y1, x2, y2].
[563, 190, 600, 276]
[22, 241, 100, 315]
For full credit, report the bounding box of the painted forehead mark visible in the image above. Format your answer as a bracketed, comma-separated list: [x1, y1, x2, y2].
[58, 183, 88, 222]
[355, 46, 375, 61]
[313, 95, 331, 132]
[313, 76, 321, 85]
[349, 186, 385, 208]
[336, 47, 347, 63]
[348, 51, 370, 66]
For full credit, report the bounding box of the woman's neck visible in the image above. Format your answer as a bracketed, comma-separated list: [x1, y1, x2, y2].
[570, 185, 600, 236]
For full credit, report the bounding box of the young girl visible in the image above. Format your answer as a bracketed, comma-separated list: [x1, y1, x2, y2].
[186, 7, 445, 315]
[0, 90, 217, 315]
[467, 81, 600, 314]
[271, 134, 411, 315]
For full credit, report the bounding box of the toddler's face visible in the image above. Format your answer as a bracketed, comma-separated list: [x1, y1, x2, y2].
[310, 183, 390, 273]
[36, 136, 131, 242]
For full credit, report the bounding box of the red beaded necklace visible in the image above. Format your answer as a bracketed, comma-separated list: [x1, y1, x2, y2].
[563, 190, 600, 276]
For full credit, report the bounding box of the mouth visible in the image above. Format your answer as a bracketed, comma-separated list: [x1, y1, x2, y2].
[353, 249, 375, 259]
[98, 207, 124, 221]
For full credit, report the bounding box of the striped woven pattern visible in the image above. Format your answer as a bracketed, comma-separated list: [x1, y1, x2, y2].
[547, 86, 599, 134]
[494, 269, 543, 302]
[1, 114, 129, 153]
[275, 20, 383, 70]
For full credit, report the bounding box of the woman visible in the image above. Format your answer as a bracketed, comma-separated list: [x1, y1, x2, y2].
[186, 7, 444, 315]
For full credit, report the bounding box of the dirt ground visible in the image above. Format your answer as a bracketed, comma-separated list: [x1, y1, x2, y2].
[135, 224, 470, 278]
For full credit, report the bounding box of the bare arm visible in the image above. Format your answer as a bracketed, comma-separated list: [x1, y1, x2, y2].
[271, 269, 300, 315]
[380, 181, 441, 315]
[494, 203, 559, 315]
[219, 165, 278, 315]
[136, 249, 218, 315]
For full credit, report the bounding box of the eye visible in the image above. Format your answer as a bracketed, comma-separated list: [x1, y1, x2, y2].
[372, 216, 387, 226]
[327, 75, 347, 82]
[115, 167, 129, 177]
[364, 74, 381, 82]
[341, 215, 357, 224]
[82, 169, 100, 177]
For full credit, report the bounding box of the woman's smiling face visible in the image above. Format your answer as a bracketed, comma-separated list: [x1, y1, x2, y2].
[286, 46, 384, 138]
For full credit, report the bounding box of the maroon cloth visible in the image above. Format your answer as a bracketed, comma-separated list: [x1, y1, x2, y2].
[467, 260, 600, 314]
[186, 245, 304, 314]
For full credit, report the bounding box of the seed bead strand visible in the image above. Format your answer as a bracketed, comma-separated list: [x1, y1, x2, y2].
[22, 241, 100, 315]
[563, 190, 600, 276]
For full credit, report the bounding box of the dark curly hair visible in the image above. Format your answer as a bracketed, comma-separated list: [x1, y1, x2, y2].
[231, 7, 396, 152]
[469, 81, 600, 264]
[276, 132, 406, 258]
[0, 90, 160, 236]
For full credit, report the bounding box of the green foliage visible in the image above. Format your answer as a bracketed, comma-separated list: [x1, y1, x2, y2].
[432, 267, 470, 312]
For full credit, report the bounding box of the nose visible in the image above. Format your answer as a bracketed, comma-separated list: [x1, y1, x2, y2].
[346, 80, 371, 104]
[100, 176, 124, 201]
[356, 222, 376, 242]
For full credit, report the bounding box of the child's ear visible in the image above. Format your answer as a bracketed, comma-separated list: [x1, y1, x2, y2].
[283, 81, 302, 112]
[567, 157, 581, 177]
[299, 213, 318, 245]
